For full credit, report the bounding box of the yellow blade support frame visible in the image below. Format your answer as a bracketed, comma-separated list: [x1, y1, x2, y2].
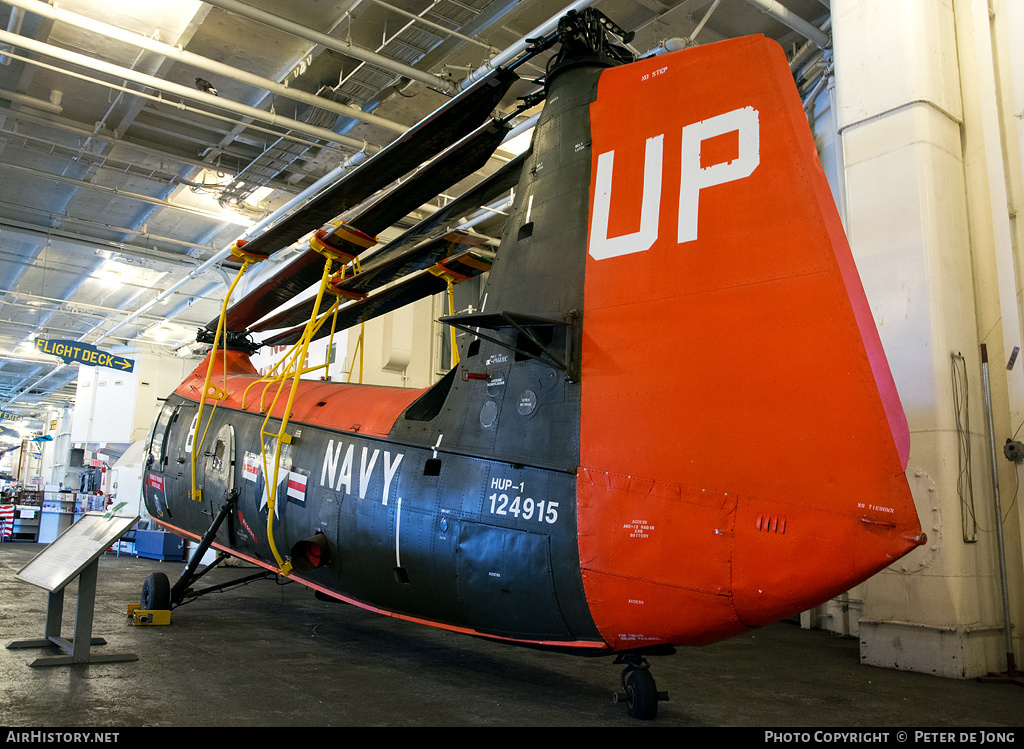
[429, 262, 471, 369]
[261, 237, 360, 576]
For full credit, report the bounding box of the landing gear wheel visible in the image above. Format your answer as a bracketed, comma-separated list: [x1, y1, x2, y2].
[625, 668, 658, 720]
[613, 654, 668, 720]
[141, 572, 171, 611]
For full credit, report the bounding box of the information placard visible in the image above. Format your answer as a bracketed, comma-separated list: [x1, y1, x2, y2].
[16, 512, 139, 592]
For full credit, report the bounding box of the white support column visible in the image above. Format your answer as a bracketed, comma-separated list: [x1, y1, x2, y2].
[833, 0, 1022, 677]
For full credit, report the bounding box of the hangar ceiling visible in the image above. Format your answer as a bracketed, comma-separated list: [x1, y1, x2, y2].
[0, 0, 832, 430]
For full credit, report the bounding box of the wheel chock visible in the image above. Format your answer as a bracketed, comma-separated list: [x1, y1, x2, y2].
[127, 603, 171, 625]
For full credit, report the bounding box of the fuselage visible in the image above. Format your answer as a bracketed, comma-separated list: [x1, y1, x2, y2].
[144, 354, 601, 646]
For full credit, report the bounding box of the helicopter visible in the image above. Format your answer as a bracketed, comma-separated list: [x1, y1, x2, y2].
[139, 9, 925, 721]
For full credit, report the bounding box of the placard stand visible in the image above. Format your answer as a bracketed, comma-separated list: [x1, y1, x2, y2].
[7, 512, 140, 667]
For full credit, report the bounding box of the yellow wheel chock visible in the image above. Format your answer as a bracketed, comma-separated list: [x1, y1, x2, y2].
[127, 603, 171, 626]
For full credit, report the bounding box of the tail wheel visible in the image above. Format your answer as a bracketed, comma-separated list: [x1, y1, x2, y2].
[625, 668, 659, 720]
[141, 572, 171, 611]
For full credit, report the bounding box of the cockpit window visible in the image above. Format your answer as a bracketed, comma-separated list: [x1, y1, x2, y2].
[147, 403, 176, 469]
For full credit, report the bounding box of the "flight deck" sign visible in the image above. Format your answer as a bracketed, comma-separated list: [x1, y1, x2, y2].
[35, 339, 135, 373]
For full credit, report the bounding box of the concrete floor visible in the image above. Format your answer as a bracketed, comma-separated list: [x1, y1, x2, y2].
[1, 541, 1021, 729]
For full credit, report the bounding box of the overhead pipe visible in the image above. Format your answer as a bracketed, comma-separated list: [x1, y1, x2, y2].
[789, 23, 830, 85]
[367, 0, 495, 53]
[199, 0, 457, 95]
[1, 0, 407, 136]
[0, 4, 22, 65]
[504, 112, 539, 144]
[790, 39, 821, 74]
[0, 99, 258, 180]
[826, 73, 846, 225]
[461, 0, 598, 90]
[0, 118, 257, 199]
[641, 38, 690, 57]
[0, 291, 169, 328]
[0, 28, 374, 152]
[0, 159, 252, 224]
[0, 44, 360, 169]
[0, 86, 61, 113]
[689, 0, 722, 43]
[789, 17, 831, 73]
[801, 70, 828, 115]
[0, 363, 75, 410]
[641, 0, 722, 57]
[457, 195, 513, 234]
[0, 216, 214, 269]
[980, 345, 1020, 679]
[740, 0, 831, 49]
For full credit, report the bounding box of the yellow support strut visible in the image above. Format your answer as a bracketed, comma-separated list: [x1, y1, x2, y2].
[261, 228, 369, 576]
[190, 242, 266, 503]
[428, 262, 470, 370]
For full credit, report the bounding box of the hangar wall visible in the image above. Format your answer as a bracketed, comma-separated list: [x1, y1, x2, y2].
[71, 350, 195, 446]
[831, 0, 1024, 678]
[341, 273, 485, 389]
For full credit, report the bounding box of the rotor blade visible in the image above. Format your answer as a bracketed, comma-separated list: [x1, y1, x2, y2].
[240, 151, 525, 334]
[238, 67, 518, 259]
[359, 150, 526, 267]
[249, 232, 488, 333]
[259, 248, 494, 348]
[336, 233, 489, 297]
[216, 249, 328, 333]
[212, 119, 517, 334]
[351, 119, 511, 236]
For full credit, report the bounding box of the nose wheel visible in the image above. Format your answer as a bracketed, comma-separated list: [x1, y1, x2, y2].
[141, 572, 171, 611]
[612, 655, 669, 720]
